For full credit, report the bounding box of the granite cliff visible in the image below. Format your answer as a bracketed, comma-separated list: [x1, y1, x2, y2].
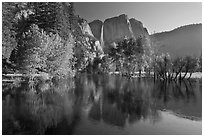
[89, 20, 103, 41]
[89, 14, 149, 51]
[103, 14, 134, 44]
[129, 18, 149, 38]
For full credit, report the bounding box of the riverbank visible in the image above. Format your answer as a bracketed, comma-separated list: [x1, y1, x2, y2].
[2, 72, 202, 84]
[109, 72, 202, 79]
[2, 72, 51, 83]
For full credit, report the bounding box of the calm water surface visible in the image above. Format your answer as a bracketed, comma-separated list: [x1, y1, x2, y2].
[2, 74, 202, 135]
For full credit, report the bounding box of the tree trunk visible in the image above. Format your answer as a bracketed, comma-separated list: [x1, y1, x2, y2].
[115, 61, 120, 72]
[170, 69, 174, 80]
[179, 72, 182, 81]
[174, 66, 183, 80]
[170, 72, 174, 80]
[182, 71, 188, 79]
[168, 72, 171, 81]
[174, 72, 179, 80]
[139, 69, 141, 78]
[148, 69, 151, 77]
[162, 71, 166, 80]
[187, 72, 192, 80]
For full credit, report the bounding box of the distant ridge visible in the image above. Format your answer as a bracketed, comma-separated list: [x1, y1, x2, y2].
[151, 24, 202, 58]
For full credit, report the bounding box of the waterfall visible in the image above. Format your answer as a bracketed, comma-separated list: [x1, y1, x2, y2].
[100, 24, 104, 48]
[127, 18, 135, 39]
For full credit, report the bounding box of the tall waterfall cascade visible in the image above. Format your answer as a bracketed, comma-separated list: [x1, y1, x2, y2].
[100, 24, 104, 48]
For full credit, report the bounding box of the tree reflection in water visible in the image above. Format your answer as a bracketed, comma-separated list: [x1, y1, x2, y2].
[86, 75, 160, 126]
[3, 78, 76, 135]
[2, 74, 202, 135]
[84, 75, 201, 126]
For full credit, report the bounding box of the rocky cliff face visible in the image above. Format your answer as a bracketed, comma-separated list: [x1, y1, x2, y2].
[89, 20, 103, 41]
[79, 20, 95, 38]
[89, 14, 149, 52]
[129, 18, 149, 38]
[78, 19, 104, 54]
[103, 14, 134, 44]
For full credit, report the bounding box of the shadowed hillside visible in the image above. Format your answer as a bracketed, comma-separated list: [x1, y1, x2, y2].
[151, 24, 202, 58]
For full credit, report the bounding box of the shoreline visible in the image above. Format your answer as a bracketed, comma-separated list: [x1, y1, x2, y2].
[109, 72, 202, 79]
[2, 72, 202, 83]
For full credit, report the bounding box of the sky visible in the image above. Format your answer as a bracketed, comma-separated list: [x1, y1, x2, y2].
[74, 2, 202, 34]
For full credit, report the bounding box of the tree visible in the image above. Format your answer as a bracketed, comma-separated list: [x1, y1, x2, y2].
[74, 36, 98, 72]
[27, 2, 59, 33]
[198, 55, 202, 72]
[9, 2, 76, 71]
[108, 42, 123, 72]
[44, 31, 75, 78]
[134, 37, 145, 76]
[25, 2, 74, 40]
[153, 53, 172, 80]
[71, 16, 105, 73]
[68, 2, 75, 31]
[107, 36, 152, 76]
[182, 56, 199, 79]
[2, 2, 34, 74]
[172, 57, 185, 80]
[55, 2, 74, 40]
[2, 2, 27, 60]
[15, 24, 47, 73]
[14, 24, 75, 78]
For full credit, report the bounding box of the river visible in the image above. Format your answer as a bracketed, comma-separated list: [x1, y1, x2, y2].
[2, 74, 202, 135]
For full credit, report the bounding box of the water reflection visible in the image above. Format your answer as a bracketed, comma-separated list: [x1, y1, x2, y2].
[2, 74, 202, 135]
[3, 78, 76, 134]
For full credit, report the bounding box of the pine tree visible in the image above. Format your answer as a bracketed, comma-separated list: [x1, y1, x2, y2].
[11, 2, 74, 64]
[2, 2, 24, 60]
[68, 2, 75, 31]
[56, 2, 72, 40]
[28, 2, 58, 33]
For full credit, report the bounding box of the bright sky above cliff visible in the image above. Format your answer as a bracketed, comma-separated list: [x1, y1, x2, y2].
[74, 2, 202, 34]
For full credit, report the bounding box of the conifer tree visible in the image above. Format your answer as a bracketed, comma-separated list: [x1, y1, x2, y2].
[2, 2, 25, 60]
